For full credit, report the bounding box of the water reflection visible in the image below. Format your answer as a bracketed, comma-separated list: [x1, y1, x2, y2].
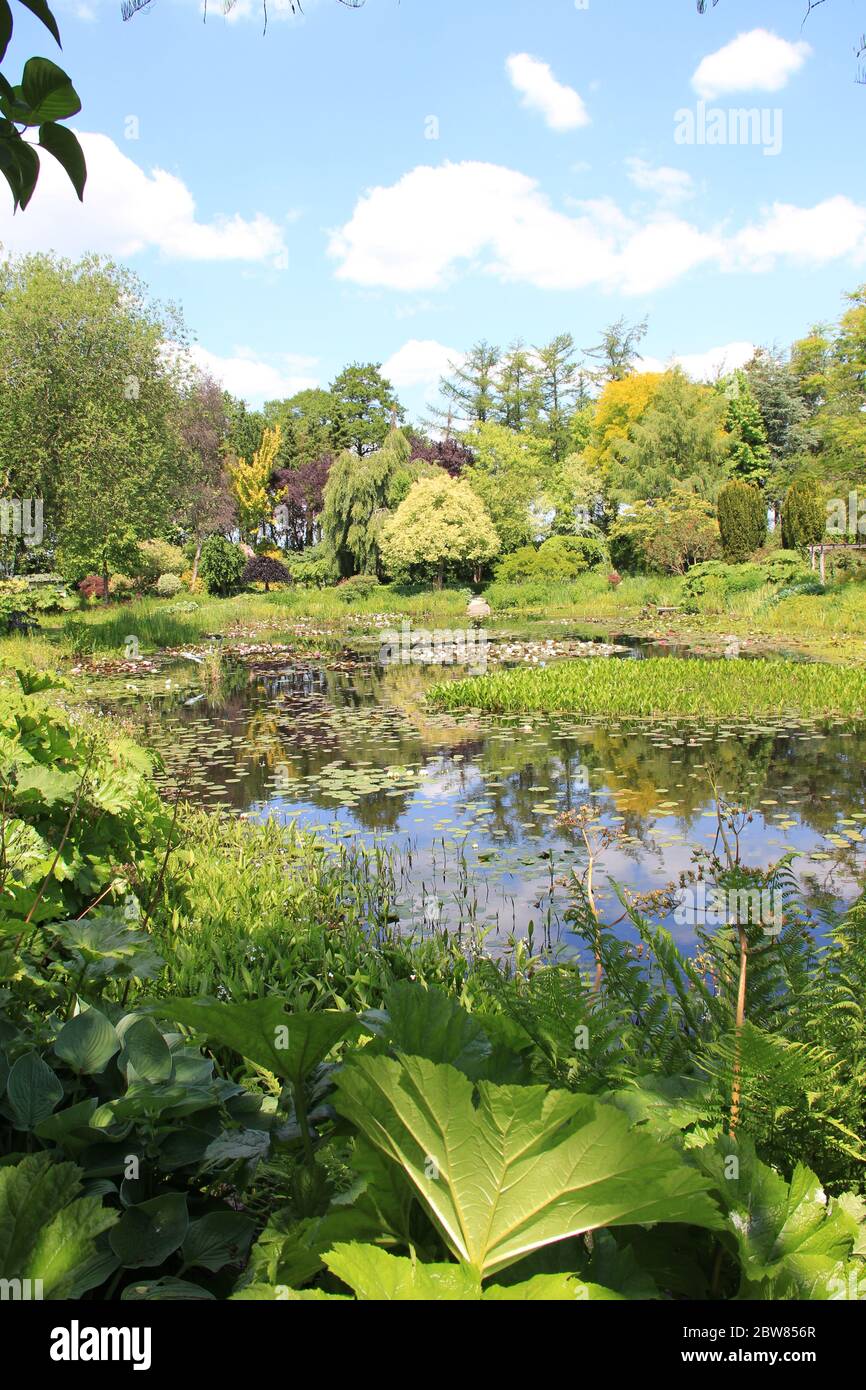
[96, 656, 866, 950]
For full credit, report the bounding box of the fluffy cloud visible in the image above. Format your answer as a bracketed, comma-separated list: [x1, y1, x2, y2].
[505, 53, 590, 131]
[692, 29, 811, 101]
[329, 160, 866, 297]
[0, 132, 289, 265]
[640, 341, 756, 382]
[187, 344, 318, 404]
[625, 158, 694, 204]
[382, 339, 463, 391]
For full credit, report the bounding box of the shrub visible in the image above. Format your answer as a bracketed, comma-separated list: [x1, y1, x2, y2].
[336, 574, 384, 603]
[608, 571, 622, 588]
[495, 535, 608, 584]
[180, 568, 205, 595]
[155, 572, 183, 597]
[782, 477, 826, 551]
[78, 574, 107, 600]
[138, 538, 186, 582]
[198, 535, 245, 597]
[0, 579, 37, 634]
[610, 492, 720, 575]
[717, 480, 767, 562]
[283, 544, 340, 588]
[108, 573, 137, 598]
[760, 549, 810, 585]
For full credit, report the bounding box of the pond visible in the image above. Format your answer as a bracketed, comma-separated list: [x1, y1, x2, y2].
[94, 642, 866, 958]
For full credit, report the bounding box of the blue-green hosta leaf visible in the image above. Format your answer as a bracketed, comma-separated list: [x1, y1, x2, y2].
[7, 1050, 64, 1129]
[54, 1007, 119, 1075]
[122, 1277, 214, 1300]
[109, 1193, 189, 1269]
[334, 1055, 723, 1280]
[180, 1212, 256, 1273]
[118, 1016, 173, 1084]
[0, 1153, 117, 1298]
[149, 997, 357, 1085]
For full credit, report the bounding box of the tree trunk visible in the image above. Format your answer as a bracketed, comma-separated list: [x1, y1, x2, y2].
[191, 540, 202, 587]
[102, 558, 110, 605]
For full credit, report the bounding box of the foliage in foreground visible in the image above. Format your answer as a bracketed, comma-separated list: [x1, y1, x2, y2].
[428, 657, 866, 718]
[1, 674, 865, 1301]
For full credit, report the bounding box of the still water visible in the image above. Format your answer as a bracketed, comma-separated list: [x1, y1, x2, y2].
[98, 649, 866, 954]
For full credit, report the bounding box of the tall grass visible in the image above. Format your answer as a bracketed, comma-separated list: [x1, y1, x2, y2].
[428, 656, 866, 718]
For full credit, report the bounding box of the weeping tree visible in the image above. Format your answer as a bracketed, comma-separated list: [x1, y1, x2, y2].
[321, 428, 415, 577]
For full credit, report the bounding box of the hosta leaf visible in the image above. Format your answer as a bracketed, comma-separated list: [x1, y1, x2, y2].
[0, 1153, 117, 1298]
[149, 997, 356, 1085]
[54, 1007, 119, 1075]
[109, 1193, 189, 1269]
[334, 1054, 722, 1279]
[7, 1050, 64, 1129]
[122, 1277, 214, 1301]
[119, 1017, 173, 1083]
[181, 1212, 256, 1273]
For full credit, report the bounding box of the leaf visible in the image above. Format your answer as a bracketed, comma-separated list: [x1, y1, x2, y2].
[363, 981, 492, 1077]
[38, 121, 85, 199]
[54, 1008, 119, 1075]
[149, 997, 356, 1085]
[0, 2, 12, 65]
[0, 1153, 117, 1298]
[16, 0, 61, 46]
[17, 58, 80, 124]
[181, 1212, 256, 1274]
[6, 1050, 64, 1129]
[695, 1138, 861, 1299]
[122, 1277, 215, 1301]
[334, 1055, 723, 1279]
[322, 1244, 624, 1301]
[109, 1194, 189, 1269]
[119, 1017, 173, 1083]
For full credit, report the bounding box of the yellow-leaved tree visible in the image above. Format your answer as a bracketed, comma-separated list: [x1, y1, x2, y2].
[229, 424, 281, 544]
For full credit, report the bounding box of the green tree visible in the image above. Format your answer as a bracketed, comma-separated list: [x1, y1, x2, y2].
[534, 333, 582, 463]
[614, 369, 730, 502]
[814, 287, 866, 483]
[0, 252, 186, 578]
[496, 341, 541, 432]
[463, 423, 543, 553]
[584, 315, 648, 386]
[717, 480, 767, 562]
[723, 371, 771, 486]
[380, 475, 499, 586]
[782, 477, 826, 551]
[321, 427, 414, 576]
[198, 533, 246, 596]
[433, 341, 500, 430]
[265, 388, 335, 471]
[330, 363, 404, 456]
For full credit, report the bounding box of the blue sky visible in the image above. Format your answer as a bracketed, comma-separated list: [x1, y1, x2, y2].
[2, 0, 865, 418]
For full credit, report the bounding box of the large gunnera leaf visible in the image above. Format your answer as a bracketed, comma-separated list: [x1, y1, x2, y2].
[0, 1153, 117, 1298]
[334, 1054, 722, 1279]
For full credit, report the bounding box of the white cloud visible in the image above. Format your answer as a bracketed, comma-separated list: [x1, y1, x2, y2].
[187, 344, 318, 404]
[640, 341, 756, 382]
[382, 339, 463, 391]
[692, 29, 811, 100]
[625, 158, 694, 204]
[0, 132, 288, 265]
[329, 160, 866, 298]
[505, 53, 590, 131]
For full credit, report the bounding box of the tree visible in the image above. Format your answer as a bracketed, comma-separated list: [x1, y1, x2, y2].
[265, 388, 336, 471]
[176, 375, 236, 583]
[433, 342, 500, 430]
[583, 372, 664, 488]
[228, 425, 281, 544]
[330, 363, 403, 456]
[723, 371, 771, 487]
[585, 316, 648, 386]
[744, 350, 814, 514]
[533, 334, 582, 463]
[321, 427, 414, 576]
[813, 287, 866, 483]
[497, 341, 542, 432]
[242, 555, 292, 591]
[610, 489, 721, 575]
[613, 369, 730, 502]
[0, 2, 86, 211]
[379, 476, 499, 587]
[782, 477, 826, 551]
[199, 534, 246, 596]
[717, 480, 767, 562]
[0, 252, 187, 579]
[272, 454, 332, 551]
[407, 432, 474, 479]
[463, 423, 543, 553]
